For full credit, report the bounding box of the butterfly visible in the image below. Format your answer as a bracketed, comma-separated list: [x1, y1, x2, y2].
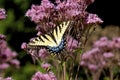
[28, 21, 70, 53]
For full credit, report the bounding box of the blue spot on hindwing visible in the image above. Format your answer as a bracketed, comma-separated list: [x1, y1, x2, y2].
[46, 38, 65, 53]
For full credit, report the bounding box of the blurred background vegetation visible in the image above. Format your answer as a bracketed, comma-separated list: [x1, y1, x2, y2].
[0, 0, 120, 80]
[0, 0, 41, 80]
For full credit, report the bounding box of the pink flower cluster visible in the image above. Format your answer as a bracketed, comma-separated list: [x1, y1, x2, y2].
[32, 71, 57, 80]
[22, 0, 103, 60]
[0, 8, 6, 20]
[26, 0, 55, 23]
[0, 77, 13, 80]
[86, 14, 103, 24]
[0, 34, 20, 70]
[80, 37, 120, 71]
[21, 42, 48, 59]
[26, 0, 96, 23]
[25, 0, 102, 34]
[38, 49, 48, 59]
[41, 63, 51, 70]
[94, 37, 120, 50]
[66, 35, 80, 52]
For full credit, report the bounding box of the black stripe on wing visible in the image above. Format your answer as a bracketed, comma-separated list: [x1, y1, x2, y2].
[34, 38, 39, 41]
[49, 33, 57, 44]
[58, 23, 62, 33]
[39, 36, 45, 42]
[42, 35, 50, 41]
[54, 26, 58, 36]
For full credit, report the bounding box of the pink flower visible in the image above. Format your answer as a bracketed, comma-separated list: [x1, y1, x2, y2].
[0, 34, 20, 70]
[80, 47, 106, 71]
[56, 0, 82, 20]
[41, 0, 55, 9]
[0, 63, 9, 70]
[86, 14, 103, 24]
[32, 71, 57, 80]
[93, 37, 120, 51]
[4, 77, 13, 80]
[35, 22, 55, 33]
[38, 49, 48, 59]
[81, 48, 100, 60]
[35, 25, 46, 34]
[11, 52, 17, 57]
[21, 42, 27, 49]
[80, 61, 87, 66]
[103, 52, 114, 58]
[0, 34, 6, 39]
[41, 63, 51, 70]
[45, 72, 57, 80]
[43, 72, 57, 80]
[93, 37, 109, 49]
[32, 71, 45, 80]
[0, 77, 13, 80]
[0, 8, 6, 20]
[112, 37, 120, 49]
[10, 59, 20, 68]
[4, 48, 13, 59]
[99, 37, 108, 41]
[88, 64, 98, 71]
[25, 0, 55, 23]
[81, 37, 120, 73]
[66, 36, 79, 52]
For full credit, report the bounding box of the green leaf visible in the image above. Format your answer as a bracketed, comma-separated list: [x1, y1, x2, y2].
[74, 48, 83, 54]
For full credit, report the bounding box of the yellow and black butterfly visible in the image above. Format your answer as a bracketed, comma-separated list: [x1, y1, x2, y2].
[28, 21, 70, 53]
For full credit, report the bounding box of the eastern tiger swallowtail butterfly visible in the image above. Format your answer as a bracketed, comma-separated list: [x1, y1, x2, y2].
[28, 21, 70, 53]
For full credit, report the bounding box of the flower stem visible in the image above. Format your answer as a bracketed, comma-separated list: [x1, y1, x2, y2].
[63, 62, 66, 80]
[110, 66, 113, 80]
[75, 64, 80, 80]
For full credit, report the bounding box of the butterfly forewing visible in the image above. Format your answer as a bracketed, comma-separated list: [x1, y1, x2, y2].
[28, 21, 70, 53]
[55, 21, 70, 44]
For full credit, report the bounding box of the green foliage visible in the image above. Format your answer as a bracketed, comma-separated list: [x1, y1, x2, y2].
[14, 0, 30, 11]
[0, 0, 38, 79]
[103, 77, 110, 80]
[0, 0, 34, 34]
[74, 48, 83, 54]
[0, 0, 35, 51]
[5, 63, 42, 80]
[0, 9, 15, 33]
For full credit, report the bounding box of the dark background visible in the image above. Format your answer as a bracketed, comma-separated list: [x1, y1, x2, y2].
[87, 0, 120, 26]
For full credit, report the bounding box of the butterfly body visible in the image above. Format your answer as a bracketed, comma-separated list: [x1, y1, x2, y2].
[28, 21, 70, 53]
